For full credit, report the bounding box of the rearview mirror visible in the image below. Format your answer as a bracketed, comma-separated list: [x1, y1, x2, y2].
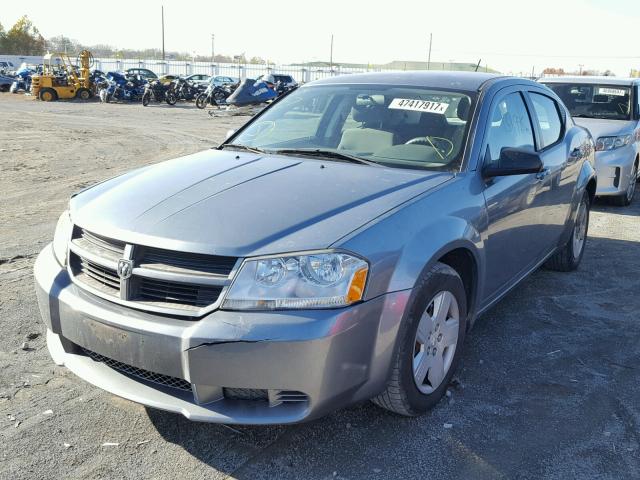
[482, 148, 543, 178]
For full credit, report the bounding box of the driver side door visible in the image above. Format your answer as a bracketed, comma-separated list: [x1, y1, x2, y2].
[480, 87, 550, 307]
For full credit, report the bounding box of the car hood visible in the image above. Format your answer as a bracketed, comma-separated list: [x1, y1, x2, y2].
[573, 118, 636, 139]
[71, 149, 451, 257]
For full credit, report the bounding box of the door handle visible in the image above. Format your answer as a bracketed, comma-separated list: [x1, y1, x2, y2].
[535, 168, 550, 181]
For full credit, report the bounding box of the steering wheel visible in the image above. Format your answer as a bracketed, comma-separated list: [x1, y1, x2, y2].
[405, 136, 454, 159]
[618, 103, 629, 115]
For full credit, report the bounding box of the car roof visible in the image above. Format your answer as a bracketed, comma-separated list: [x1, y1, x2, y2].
[307, 71, 505, 91]
[540, 76, 640, 86]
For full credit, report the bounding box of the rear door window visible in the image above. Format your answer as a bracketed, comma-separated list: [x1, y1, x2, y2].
[529, 93, 563, 148]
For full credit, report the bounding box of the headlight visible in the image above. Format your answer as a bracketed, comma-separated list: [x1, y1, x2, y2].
[52, 210, 72, 267]
[595, 134, 632, 151]
[222, 252, 369, 310]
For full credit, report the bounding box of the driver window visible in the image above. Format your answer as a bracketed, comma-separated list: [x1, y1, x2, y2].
[485, 92, 535, 165]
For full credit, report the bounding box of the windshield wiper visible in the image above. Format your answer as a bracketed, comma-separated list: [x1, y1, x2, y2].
[273, 149, 381, 166]
[219, 143, 266, 154]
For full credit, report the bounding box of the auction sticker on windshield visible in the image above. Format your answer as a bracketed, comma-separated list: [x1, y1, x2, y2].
[598, 87, 626, 97]
[389, 98, 449, 114]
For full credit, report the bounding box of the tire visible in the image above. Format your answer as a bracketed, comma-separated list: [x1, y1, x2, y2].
[142, 91, 151, 107]
[39, 88, 58, 102]
[372, 262, 467, 416]
[166, 91, 177, 105]
[75, 88, 91, 100]
[545, 190, 590, 271]
[610, 163, 637, 207]
[195, 93, 208, 109]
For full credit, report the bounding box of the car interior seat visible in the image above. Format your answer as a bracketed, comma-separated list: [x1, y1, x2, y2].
[338, 103, 394, 153]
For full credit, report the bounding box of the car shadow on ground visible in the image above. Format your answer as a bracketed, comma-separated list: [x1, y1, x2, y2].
[591, 191, 640, 218]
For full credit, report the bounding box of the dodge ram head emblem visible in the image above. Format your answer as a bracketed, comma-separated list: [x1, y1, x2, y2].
[117, 259, 133, 280]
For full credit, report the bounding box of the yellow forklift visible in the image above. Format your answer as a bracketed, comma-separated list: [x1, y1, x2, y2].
[31, 50, 94, 101]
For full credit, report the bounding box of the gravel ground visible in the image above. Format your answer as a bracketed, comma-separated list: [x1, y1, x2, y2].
[1, 94, 639, 480]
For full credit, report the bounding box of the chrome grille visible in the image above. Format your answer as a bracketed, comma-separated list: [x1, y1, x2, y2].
[73, 227, 125, 262]
[137, 277, 223, 308]
[82, 347, 192, 392]
[71, 254, 120, 295]
[139, 246, 236, 276]
[68, 227, 238, 316]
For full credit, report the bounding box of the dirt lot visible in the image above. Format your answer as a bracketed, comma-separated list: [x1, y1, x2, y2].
[1, 93, 639, 480]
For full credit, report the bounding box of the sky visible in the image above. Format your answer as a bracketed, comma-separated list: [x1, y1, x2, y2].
[1, 0, 638, 75]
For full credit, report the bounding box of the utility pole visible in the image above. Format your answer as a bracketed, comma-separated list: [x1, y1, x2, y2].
[579, 64, 584, 75]
[161, 5, 165, 61]
[329, 34, 334, 74]
[427, 33, 432, 70]
[211, 34, 215, 63]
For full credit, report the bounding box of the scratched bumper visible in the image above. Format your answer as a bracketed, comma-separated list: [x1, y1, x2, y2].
[34, 243, 409, 424]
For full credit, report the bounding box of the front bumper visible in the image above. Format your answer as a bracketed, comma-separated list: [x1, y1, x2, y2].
[34, 244, 409, 424]
[593, 146, 637, 196]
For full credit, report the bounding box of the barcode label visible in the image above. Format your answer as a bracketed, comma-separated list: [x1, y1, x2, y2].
[388, 98, 449, 114]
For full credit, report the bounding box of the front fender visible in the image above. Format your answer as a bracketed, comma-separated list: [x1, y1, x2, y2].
[338, 175, 486, 317]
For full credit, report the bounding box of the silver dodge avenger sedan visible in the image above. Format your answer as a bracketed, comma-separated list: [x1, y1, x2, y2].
[34, 72, 596, 424]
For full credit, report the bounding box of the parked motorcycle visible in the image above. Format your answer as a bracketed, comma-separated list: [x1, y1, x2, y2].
[165, 77, 203, 105]
[195, 81, 236, 109]
[142, 79, 170, 106]
[102, 71, 147, 102]
[9, 67, 34, 94]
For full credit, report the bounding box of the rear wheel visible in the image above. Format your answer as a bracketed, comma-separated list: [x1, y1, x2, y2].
[39, 88, 58, 102]
[75, 88, 91, 100]
[545, 190, 590, 271]
[372, 262, 467, 416]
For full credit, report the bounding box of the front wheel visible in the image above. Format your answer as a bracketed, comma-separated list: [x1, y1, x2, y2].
[166, 91, 177, 105]
[75, 88, 91, 100]
[195, 93, 209, 109]
[372, 262, 467, 416]
[545, 190, 590, 271]
[142, 91, 151, 107]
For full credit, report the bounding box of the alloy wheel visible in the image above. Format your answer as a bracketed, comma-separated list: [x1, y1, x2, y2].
[572, 197, 588, 260]
[627, 165, 637, 203]
[412, 290, 459, 394]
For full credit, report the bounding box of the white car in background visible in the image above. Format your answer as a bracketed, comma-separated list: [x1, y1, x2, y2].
[184, 74, 211, 86]
[210, 75, 239, 87]
[541, 77, 640, 206]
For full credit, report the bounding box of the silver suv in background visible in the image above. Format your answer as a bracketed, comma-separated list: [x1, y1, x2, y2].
[540, 77, 639, 206]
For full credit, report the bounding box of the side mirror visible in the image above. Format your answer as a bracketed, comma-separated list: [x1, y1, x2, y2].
[225, 129, 236, 140]
[482, 147, 543, 178]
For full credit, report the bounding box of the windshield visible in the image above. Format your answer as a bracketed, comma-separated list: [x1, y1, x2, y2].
[229, 84, 475, 171]
[545, 83, 631, 121]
